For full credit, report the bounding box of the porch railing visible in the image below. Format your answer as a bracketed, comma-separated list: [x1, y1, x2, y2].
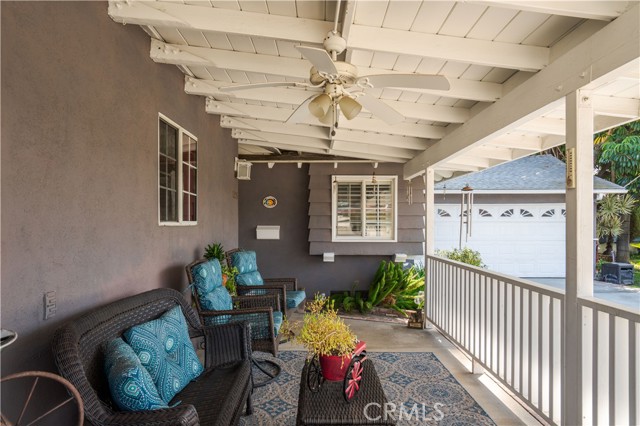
[426, 255, 640, 426]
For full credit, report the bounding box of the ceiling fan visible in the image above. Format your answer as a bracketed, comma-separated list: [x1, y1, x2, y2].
[220, 3, 450, 136]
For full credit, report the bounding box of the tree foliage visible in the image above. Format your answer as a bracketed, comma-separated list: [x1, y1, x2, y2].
[594, 120, 640, 196]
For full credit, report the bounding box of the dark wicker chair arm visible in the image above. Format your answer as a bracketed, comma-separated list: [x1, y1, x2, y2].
[233, 294, 281, 312]
[202, 321, 252, 369]
[97, 404, 199, 426]
[263, 277, 298, 291]
[236, 284, 286, 312]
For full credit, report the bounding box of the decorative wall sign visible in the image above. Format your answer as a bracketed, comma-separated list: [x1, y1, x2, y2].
[262, 196, 277, 208]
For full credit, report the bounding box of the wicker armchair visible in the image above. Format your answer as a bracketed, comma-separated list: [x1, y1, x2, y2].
[226, 248, 306, 316]
[186, 258, 282, 386]
[52, 288, 253, 426]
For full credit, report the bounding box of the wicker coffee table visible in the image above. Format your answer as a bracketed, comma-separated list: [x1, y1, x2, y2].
[296, 358, 396, 425]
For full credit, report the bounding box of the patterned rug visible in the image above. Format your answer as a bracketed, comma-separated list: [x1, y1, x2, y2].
[240, 351, 495, 425]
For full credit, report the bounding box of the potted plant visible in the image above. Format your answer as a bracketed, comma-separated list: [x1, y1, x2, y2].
[284, 294, 358, 381]
[407, 291, 425, 329]
[204, 242, 233, 289]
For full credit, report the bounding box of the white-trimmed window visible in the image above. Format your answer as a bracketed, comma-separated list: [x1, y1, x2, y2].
[332, 175, 397, 242]
[158, 114, 197, 225]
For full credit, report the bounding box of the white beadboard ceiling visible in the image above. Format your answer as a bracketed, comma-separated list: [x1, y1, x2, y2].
[108, 0, 640, 181]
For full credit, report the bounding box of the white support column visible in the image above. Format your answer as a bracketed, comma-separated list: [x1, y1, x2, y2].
[563, 90, 594, 425]
[425, 168, 435, 256]
[424, 168, 435, 330]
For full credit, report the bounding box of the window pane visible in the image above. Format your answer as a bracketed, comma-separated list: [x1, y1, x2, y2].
[159, 121, 167, 154]
[184, 135, 197, 167]
[364, 182, 393, 238]
[336, 182, 362, 236]
[160, 188, 177, 222]
[190, 167, 197, 193]
[183, 194, 197, 222]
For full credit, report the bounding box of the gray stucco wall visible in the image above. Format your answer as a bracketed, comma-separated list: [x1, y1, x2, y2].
[238, 163, 418, 295]
[1, 1, 238, 374]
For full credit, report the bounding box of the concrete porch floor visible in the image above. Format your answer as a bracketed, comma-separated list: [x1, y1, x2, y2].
[281, 313, 542, 426]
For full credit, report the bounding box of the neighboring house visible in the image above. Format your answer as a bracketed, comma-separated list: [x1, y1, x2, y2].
[434, 155, 625, 278]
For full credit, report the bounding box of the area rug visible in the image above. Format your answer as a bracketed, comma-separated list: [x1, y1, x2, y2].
[240, 351, 495, 425]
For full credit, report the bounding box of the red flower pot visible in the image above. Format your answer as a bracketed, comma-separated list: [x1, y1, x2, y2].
[319, 354, 351, 381]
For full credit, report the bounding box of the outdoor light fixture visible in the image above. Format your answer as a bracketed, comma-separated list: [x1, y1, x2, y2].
[338, 96, 362, 120]
[309, 93, 332, 119]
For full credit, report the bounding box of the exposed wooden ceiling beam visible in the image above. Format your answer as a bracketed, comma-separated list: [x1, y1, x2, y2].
[232, 129, 417, 160]
[347, 25, 549, 72]
[237, 139, 406, 163]
[221, 116, 433, 150]
[477, 1, 630, 21]
[108, 0, 331, 44]
[112, 1, 547, 73]
[159, 43, 502, 102]
[186, 77, 469, 123]
[592, 94, 640, 118]
[205, 100, 448, 139]
[404, 4, 640, 179]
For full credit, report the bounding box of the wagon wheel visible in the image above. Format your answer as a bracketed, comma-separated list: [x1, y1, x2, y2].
[306, 356, 324, 392]
[0, 371, 84, 426]
[343, 355, 366, 403]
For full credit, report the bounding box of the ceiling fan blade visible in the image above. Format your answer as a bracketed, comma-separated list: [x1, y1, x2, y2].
[360, 74, 450, 91]
[220, 82, 300, 92]
[286, 94, 317, 124]
[356, 93, 404, 125]
[296, 46, 338, 75]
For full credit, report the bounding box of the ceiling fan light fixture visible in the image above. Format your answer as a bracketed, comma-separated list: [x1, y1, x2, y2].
[308, 93, 332, 119]
[338, 96, 361, 120]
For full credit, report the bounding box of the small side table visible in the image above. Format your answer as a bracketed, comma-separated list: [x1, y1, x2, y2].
[296, 358, 396, 425]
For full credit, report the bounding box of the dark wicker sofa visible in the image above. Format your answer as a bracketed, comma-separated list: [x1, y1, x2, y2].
[52, 288, 253, 426]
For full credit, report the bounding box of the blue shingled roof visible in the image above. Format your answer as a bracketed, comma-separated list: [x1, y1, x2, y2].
[434, 155, 625, 193]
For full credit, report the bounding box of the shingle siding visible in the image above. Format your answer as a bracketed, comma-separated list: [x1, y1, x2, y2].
[308, 163, 425, 256]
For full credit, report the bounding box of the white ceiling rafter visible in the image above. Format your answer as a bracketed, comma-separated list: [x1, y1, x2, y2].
[108, 1, 640, 175]
[404, 4, 640, 179]
[477, 1, 631, 21]
[175, 53, 502, 102]
[206, 100, 448, 139]
[186, 77, 469, 123]
[347, 25, 549, 72]
[220, 116, 433, 150]
[108, 1, 332, 44]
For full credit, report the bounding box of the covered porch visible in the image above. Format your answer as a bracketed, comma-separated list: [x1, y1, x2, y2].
[2, 1, 639, 425]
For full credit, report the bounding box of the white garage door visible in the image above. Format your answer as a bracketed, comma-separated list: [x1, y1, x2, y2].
[435, 204, 566, 278]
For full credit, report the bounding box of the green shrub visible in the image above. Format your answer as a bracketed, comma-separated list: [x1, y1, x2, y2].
[436, 247, 486, 268]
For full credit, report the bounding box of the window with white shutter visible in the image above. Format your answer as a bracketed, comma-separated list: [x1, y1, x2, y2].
[332, 176, 397, 241]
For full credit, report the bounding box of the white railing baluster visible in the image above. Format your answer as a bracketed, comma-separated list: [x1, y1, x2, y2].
[423, 256, 638, 426]
[609, 314, 615, 426]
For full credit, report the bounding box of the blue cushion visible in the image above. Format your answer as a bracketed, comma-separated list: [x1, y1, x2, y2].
[230, 251, 259, 274]
[200, 286, 233, 324]
[123, 306, 204, 404]
[286, 290, 307, 309]
[104, 338, 168, 412]
[236, 271, 264, 286]
[192, 259, 224, 294]
[228, 311, 283, 339]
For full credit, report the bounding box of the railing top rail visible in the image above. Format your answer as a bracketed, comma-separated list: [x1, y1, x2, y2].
[578, 295, 640, 322]
[427, 254, 565, 299]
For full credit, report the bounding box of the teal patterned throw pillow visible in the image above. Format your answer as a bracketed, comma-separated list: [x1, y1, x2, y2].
[104, 338, 168, 412]
[123, 306, 204, 404]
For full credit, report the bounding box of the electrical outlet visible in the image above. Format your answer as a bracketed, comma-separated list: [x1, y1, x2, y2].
[44, 291, 57, 320]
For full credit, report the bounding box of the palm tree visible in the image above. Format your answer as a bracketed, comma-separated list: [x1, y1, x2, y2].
[597, 194, 636, 257]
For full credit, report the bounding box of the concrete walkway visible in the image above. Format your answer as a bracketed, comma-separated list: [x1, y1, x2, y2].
[530, 278, 640, 311]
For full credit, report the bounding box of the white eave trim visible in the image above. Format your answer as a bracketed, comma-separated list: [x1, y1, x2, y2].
[433, 189, 627, 195]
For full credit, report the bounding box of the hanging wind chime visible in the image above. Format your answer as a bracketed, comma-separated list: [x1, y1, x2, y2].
[459, 184, 473, 249]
